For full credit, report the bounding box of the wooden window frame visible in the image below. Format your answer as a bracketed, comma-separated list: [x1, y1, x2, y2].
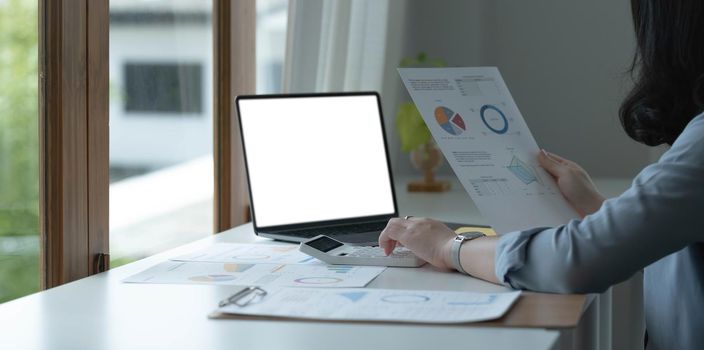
[213, 0, 255, 232]
[39, 0, 253, 289]
[39, 0, 109, 288]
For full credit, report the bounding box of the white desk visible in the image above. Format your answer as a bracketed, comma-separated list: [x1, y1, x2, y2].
[1, 177, 630, 350]
[0, 223, 559, 350]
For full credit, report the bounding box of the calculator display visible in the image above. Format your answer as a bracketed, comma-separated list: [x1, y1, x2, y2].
[306, 236, 344, 252]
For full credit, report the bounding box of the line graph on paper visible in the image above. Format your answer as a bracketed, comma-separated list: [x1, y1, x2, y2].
[506, 156, 542, 185]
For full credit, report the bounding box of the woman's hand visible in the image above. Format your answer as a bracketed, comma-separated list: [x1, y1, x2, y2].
[378, 217, 456, 269]
[539, 150, 605, 217]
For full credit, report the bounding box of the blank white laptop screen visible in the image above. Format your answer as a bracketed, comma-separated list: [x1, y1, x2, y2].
[238, 94, 396, 228]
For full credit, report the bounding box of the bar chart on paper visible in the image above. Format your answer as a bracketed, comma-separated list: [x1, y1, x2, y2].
[470, 178, 512, 196]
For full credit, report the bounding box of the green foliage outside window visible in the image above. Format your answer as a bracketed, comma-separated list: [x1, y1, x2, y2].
[0, 0, 40, 303]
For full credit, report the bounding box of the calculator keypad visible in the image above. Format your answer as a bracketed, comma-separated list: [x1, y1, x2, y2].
[348, 247, 414, 258]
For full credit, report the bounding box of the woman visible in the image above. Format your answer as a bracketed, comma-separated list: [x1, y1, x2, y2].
[379, 1, 704, 349]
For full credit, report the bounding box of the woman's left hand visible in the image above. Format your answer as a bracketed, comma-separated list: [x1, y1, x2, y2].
[378, 217, 457, 269]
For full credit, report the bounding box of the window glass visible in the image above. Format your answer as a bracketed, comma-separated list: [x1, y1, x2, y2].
[109, 0, 214, 266]
[0, 0, 39, 303]
[109, 0, 290, 267]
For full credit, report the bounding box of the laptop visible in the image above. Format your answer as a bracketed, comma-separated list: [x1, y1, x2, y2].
[236, 92, 398, 245]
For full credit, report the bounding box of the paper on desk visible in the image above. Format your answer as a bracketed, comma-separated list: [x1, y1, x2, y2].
[171, 243, 324, 265]
[399, 67, 578, 233]
[123, 261, 385, 288]
[455, 226, 497, 236]
[215, 287, 521, 324]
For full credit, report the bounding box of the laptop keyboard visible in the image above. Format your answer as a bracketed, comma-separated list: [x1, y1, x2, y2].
[282, 221, 389, 238]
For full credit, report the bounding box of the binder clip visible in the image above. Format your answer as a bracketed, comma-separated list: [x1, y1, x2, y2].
[219, 286, 268, 308]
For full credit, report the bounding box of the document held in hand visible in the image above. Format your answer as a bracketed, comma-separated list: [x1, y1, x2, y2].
[398, 67, 578, 234]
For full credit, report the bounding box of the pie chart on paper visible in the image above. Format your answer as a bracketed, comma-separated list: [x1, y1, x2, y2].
[435, 106, 466, 136]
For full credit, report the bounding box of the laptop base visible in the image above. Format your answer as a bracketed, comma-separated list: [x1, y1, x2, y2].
[258, 230, 381, 246]
[256, 222, 489, 247]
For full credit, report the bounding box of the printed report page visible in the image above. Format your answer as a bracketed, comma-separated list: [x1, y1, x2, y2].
[399, 67, 578, 233]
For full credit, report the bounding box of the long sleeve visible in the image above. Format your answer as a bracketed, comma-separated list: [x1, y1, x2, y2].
[495, 115, 704, 294]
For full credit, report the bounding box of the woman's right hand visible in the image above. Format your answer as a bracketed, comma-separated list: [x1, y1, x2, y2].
[538, 150, 605, 218]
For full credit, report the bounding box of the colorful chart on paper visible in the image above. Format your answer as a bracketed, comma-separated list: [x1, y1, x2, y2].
[435, 106, 466, 136]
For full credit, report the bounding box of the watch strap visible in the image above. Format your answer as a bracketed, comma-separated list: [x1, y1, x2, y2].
[450, 232, 485, 275]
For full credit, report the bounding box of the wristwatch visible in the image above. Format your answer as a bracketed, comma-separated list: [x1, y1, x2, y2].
[450, 231, 486, 275]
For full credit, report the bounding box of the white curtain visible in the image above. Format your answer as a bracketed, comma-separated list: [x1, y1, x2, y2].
[283, 0, 390, 93]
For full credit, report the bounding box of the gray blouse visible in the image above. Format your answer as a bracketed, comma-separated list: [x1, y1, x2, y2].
[495, 113, 704, 350]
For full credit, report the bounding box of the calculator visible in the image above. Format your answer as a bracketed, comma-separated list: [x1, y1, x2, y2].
[299, 235, 425, 267]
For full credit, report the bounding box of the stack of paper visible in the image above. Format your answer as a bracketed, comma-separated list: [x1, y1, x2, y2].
[123, 243, 385, 288]
[171, 243, 322, 265]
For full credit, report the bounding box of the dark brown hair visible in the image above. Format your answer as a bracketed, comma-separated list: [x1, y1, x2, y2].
[619, 0, 704, 146]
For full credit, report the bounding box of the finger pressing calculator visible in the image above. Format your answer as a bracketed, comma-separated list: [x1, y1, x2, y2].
[299, 235, 425, 267]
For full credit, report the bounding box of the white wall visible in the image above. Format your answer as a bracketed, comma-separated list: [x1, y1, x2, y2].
[388, 0, 486, 176]
[485, 0, 648, 178]
[391, 0, 652, 178]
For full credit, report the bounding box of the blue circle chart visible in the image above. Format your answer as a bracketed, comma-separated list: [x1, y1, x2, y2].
[480, 104, 509, 134]
[294, 277, 343, 285]
[380, 294, 430, 304]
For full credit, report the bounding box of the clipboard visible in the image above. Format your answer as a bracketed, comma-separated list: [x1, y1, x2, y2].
[209, 286, 586, 329]
[209, 286, 524, 325]
[217, 286, 268, 308]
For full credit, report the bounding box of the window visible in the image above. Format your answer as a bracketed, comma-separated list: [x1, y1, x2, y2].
[0, 0, 39, 303]
[17, 0, 257, 290]
[109, 0, 214, 266]
[124, 62, 204, 114]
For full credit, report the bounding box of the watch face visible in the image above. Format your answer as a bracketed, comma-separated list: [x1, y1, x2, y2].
[459, 231, 485, 239]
